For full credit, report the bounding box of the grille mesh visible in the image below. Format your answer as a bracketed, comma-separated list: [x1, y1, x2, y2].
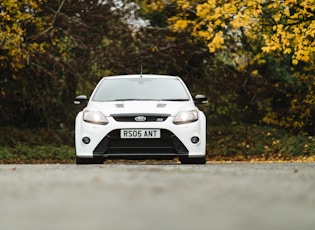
[111, 114, 169, 122]
[93, 129, 188, 157]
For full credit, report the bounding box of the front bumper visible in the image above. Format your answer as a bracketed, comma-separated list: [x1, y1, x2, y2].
[75, 112, 206, 160]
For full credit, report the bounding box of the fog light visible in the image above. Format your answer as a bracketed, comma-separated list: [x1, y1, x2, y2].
[191, 136, 199, 144]
[82, 137, 90, 144]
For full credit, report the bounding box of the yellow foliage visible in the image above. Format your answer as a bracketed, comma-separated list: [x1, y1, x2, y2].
[143, 0, 166, 12]
[208, 31, 225, 53]
[292, 59, 299, 65]
[166, 0, 315, 66]
[172, 19, 190, 30]
[0, 0, 48, 70]
[251, 70, 259, 76]
[283, 48, 292, 54]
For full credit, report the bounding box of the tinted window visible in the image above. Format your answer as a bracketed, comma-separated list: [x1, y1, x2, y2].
[92, 78, 190, 101]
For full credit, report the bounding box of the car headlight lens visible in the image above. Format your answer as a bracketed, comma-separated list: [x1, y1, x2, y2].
[83, 111, 108, 125]
[173, 110, 198, 124]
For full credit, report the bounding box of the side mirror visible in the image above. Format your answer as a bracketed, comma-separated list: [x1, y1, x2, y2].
[74, 95, 88, 105]
[194, 95, 208, 104]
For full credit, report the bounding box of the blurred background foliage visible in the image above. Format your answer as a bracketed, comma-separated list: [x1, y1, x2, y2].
[0, 0, 314, 161]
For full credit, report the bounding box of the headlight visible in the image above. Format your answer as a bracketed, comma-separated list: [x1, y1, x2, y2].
[83, 111, 108, 125]
[173, 110, 198, 124]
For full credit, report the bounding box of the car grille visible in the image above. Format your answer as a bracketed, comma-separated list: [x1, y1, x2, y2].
[111, 114, 170, 122]
[93, 129, 188, 159]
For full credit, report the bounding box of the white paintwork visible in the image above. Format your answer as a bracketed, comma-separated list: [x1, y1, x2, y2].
[75, 74, 206, 159]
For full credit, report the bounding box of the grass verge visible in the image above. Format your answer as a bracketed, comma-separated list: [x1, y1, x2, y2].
[0, 145, 75, 164]
[0, 125, 314, 164]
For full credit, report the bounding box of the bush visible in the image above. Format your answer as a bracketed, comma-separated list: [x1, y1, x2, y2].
[0, 127, 75, 163]
[0, 127, 74, 147]
[0, 145, 75, 164]
[207, 124, 314, 161]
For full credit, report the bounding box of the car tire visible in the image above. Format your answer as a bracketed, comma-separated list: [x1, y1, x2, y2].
[180, 156, 206, 165]
[76, 156, 104, 165]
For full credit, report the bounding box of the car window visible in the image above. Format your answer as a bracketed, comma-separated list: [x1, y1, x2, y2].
[92, 78, 190, 101]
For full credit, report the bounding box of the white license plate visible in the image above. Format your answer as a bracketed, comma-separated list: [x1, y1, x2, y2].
[120, 129, 161, 139]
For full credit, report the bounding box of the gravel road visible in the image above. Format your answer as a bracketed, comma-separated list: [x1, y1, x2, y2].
[1, 163, 315, 230]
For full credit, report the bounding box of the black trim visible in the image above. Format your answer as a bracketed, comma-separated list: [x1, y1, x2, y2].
[93, 129, 188, 160]
[111, 113, 170, 122]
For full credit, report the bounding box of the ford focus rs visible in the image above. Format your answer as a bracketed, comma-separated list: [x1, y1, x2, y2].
[74, 74, 208, 164]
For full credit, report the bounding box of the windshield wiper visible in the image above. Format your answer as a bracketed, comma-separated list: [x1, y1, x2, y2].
[159, 99, 189, 101]
[111, 98, 189, 102]
[113, 99, 138, 101]
[113, 99, 158, 101]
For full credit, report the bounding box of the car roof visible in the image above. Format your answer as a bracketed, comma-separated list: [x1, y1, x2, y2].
[103, 74, 180, 80]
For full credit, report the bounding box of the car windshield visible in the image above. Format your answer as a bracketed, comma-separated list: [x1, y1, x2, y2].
[92, 77, 190, 102]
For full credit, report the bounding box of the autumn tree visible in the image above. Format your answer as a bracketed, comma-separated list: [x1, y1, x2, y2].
[0, 0, 49, 125]
[148, 0, 315, 133]
[1, 0, 314, 133]
[0, 0, 140, 128]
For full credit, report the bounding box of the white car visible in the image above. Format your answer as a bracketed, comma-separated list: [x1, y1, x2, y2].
[74, 74, 208, 164]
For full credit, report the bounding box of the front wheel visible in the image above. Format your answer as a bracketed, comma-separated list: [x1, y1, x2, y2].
[180, 156, 206, 165]
[76, 156, 104, 165]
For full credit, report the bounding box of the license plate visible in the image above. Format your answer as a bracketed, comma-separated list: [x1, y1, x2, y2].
[120, 129, 160, 139]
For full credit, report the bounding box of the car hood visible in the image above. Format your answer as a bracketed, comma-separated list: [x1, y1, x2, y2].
[86, 101, 197, 117]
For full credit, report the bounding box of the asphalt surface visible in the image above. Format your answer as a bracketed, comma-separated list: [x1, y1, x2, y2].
[1, 163, 315, 230]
